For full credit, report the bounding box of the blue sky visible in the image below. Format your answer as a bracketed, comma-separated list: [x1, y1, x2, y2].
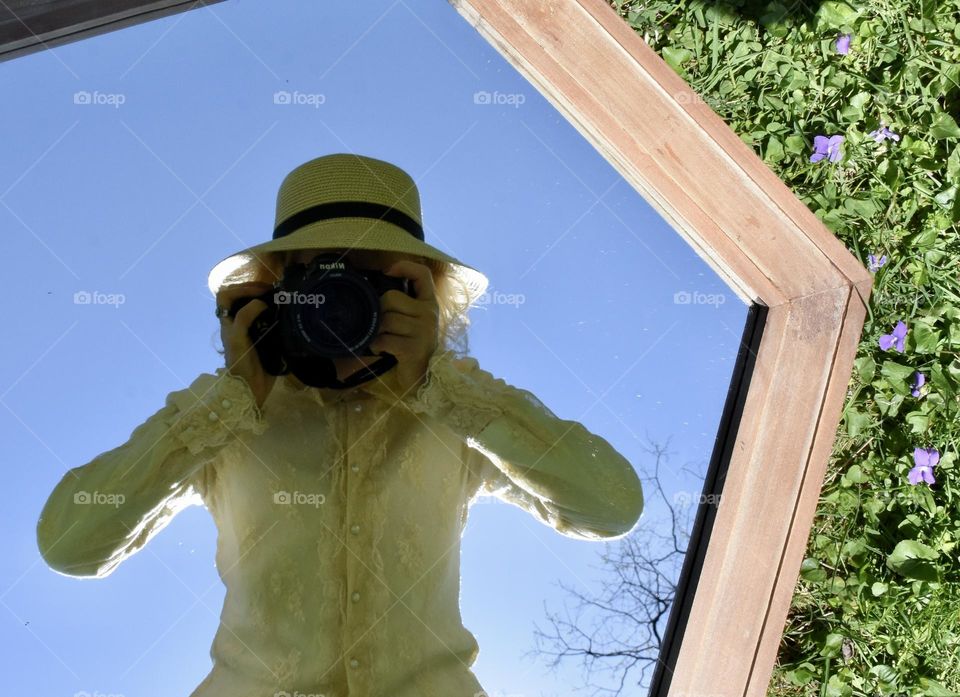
[0, 1, 748, 695]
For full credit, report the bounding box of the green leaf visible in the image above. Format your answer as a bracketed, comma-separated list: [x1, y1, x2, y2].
[935, 185, 957, 209]
[843, 464, 867, 484]
[886, 539, 939, 581]
[821, 631, 845, 658]
[661, 46, 694, 74]
[765, 136, 785, 162]
[912, 321, 941, 353]
[800, 557, 827, 582]
[919, 677, 960, 696]
[785, 662, 818, 685]
[871, 581, 888, 596]
[855, 355, 876, 382]
[875, 392, 904, 417]
[870, 664, 898, 685]
[785, 134, 806, 154]
[826, 673, 853, 697]
[912, 225, 940, 249]
[930, 363, 955, 396]
[843, 407, 871, 438]
[817, 2, 858, 28]
[881, 360, 917, 386]
[930, 112, 960, 139]
[905, 410, 931, 434]
[843, 197, 878, 218]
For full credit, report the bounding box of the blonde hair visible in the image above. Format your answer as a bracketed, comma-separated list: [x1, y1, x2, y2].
[214, 249, 474, 359]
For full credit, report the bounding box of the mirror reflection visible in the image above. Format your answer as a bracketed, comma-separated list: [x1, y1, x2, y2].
[1, 1, 749, 695]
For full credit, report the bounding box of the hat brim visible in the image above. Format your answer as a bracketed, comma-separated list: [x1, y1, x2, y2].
[207, 219, 489, 306]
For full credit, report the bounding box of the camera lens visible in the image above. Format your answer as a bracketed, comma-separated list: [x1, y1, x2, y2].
[286, 274, 380, 358]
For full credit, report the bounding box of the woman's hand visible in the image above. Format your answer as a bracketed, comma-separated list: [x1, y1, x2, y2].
[370, 260, 440, 400]
[217, 282, 277, 410]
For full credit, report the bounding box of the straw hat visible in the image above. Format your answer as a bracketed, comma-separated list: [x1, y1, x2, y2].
[207, 153, 489, 305]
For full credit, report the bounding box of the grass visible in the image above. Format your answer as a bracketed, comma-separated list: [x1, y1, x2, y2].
[606, 0, 960, 694]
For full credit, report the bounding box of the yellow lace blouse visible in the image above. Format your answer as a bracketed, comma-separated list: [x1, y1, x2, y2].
[36, 349, 644, 696]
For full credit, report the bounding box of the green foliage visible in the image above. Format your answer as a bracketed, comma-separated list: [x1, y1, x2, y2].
[611, 0, 960, 692]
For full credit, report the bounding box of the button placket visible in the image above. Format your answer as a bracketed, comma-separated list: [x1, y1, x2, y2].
[343, 398, 365, 680]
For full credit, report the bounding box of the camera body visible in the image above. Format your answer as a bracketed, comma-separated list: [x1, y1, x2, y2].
[227, 253, 413, 377]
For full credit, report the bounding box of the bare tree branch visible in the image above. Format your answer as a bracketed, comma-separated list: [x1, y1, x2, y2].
[526, 435, 705, 696]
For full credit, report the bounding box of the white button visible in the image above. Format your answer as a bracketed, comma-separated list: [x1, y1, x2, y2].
[354, 403, 363, 412]
[351, 591, 360, 603]
[349, 658, 359, 669]
[207, 411, 219, 421]
[350, 463, 359, 472]
[221, 399, 232, 409]
[350, 524, 360, 535]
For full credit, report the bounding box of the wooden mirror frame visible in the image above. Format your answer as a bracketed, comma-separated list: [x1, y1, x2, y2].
[1, 1, 873, 694]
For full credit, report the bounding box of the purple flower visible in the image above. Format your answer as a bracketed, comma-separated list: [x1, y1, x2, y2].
[908, 446, 939, 486]
[867, 254, 887, 272]
[911, 371, 926, 398]
[810, 135, 844, 163]
[868, 124, 900, 143]
[835, 34, 852, 54]
[879, 320, 907, 352]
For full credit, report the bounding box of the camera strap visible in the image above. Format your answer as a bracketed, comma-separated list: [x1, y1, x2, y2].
[286, 352, 399, 390]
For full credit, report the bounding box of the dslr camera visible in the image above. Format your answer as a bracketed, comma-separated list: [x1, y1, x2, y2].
[226, 253, 413, 378]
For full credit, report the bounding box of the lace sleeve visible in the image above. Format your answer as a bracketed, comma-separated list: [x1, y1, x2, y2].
[403, 351, 644, 540]
[36, 367, 267, 578]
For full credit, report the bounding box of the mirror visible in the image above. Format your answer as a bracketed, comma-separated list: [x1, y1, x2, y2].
[2, 1, 751, 694]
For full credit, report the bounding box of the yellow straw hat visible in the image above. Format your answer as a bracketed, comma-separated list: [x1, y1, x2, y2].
[207, 153, 489, 306]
